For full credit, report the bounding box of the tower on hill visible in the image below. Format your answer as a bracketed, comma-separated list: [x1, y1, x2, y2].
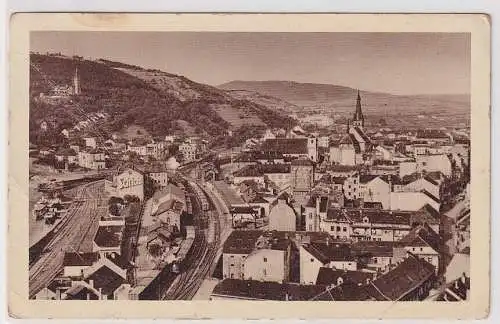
[73, 66, 81, 95]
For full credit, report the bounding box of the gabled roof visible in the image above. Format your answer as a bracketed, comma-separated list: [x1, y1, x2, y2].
[302, 243, 354, 264]
[316, 268, 374, 286]
[261, 138, 309, 155]
[368, 253, 435, 301]
[351, 241, 397, 257]
[63, 252, 99, 267]
[212, 279, 328, 301]
[85, 265, 126, 296]
[399, 224, 441, 252]
[94, 225, 123, 248]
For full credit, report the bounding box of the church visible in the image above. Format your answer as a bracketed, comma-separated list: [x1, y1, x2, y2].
[329, 91, 373, 166]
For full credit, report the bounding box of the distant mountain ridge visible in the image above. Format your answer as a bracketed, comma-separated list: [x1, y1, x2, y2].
[29, 54, 295, 144]
[218, 80, 471, 121]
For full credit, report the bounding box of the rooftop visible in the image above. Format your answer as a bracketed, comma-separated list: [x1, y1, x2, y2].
[368, 253, 435, 301]
[302, 242, 354, 264]
[316, 267, 374, 286]
[94, 225, 124, 248]
[261, 138, 308, 155]
[223, 230, 290, 254]
[212, 279, 328, 301]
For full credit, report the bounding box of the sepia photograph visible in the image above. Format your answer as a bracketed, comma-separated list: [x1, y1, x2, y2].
[8, 13, 490, 319]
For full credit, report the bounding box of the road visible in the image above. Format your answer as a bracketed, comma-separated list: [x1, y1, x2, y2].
[29, 180, 105, 298]
[164, 179, 231, 300]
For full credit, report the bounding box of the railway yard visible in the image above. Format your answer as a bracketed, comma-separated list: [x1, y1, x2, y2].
[29, 180, 106, 298]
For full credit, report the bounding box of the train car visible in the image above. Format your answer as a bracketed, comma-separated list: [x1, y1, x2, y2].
[171, 226, 196, 274]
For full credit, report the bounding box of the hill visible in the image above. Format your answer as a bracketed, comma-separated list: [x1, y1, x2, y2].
[218, 80, 470, 129]
[29, 54, 295, 145]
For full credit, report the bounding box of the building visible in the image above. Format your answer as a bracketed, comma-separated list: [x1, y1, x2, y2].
[330, 91, 373, 166]
[211, 279, 330, 301]
[315, 267, 374, 286]
[261, 137, 318, 162]
[396, 224, 441, 273]
[92, 223, 124, 257]
[351, 241, 398, 272]
[268, 197, 296, 231]
[143, 164, 169, 189]
[291, 158, 314, 206]
[304, 195, 329, 232]
[366, 253, 436, 301]
[78, 149, 106, 170]
[84, 137, 97, 149]
[359, 175, 391, 209]
[106, 168, 145, 201]
[222, 230, 291, 283]
[150, 184, 186, 215]
[179, 140, 198, 163]
[300, 241, 357, 284]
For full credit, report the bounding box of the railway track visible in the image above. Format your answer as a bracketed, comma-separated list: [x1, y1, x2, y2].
[29, 180, 105, 298]
[168, 181, 224, 300]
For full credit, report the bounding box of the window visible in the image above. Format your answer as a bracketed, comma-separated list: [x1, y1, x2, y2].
[263, 269, 267, 276]
[420, 248, 423, 252]
[336, 226, 341, 231]
[310, 258, 315, 262]
[230, 264, 234, 267]
[373, 258, 378, 264]
[263, 257, 267, 262]
[309, 213, 313, 219]
[331, 226, 335, 231]
[343, 227, 347, 232]
[308, 225, 312, 231]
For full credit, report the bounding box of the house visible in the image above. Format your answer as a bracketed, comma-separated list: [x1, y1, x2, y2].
[230, 206, 259, 228]
[232, 164, 265, 185]
[261, 137, 318, 162]
[222, 230, 291, 283]
[299, 241, 357, 284]
[93, 224, 124, 257]
[62, 252, 100, 278]
[150, 183, 185, 215]
[81, 255, 128, 299]
[315, 267, 374, 286]
[84, 137, 97, 149]
[63, 281, 101, 300]
[366, 253, 436, 301]
[351, 241, 397, 272]
[359, 175, 391, 209]
[261, 163, 292, 191]
[178, 140, 198, 163]
[304, 195, 329, 232]
[55, 148, 78, 165]
[211, 279, 330, 301]
[268, 197, 296, 231]
[78, 149, 106, 170]
[396, 224, 441, 273]
[151, 198, 184, 230]
[389, 191, 440, 212]
[143, 164, 169, 189]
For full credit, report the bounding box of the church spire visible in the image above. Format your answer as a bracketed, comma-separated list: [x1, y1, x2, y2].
[352, 89, 364, 128]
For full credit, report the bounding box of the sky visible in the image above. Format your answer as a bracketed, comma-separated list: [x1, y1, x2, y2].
[31, 32, 471, 95]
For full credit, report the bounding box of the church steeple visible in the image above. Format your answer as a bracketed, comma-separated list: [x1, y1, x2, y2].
[352, 90, 364, 128]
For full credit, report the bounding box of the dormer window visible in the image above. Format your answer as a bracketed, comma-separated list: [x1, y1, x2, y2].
[363, 216, 369, 223]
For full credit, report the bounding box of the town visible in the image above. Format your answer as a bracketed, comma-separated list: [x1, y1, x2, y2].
[29, 63, 471, 302]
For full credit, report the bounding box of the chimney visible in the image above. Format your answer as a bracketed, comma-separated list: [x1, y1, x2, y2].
[89, 279, 94, 288]
[99, 287, 103, 300]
